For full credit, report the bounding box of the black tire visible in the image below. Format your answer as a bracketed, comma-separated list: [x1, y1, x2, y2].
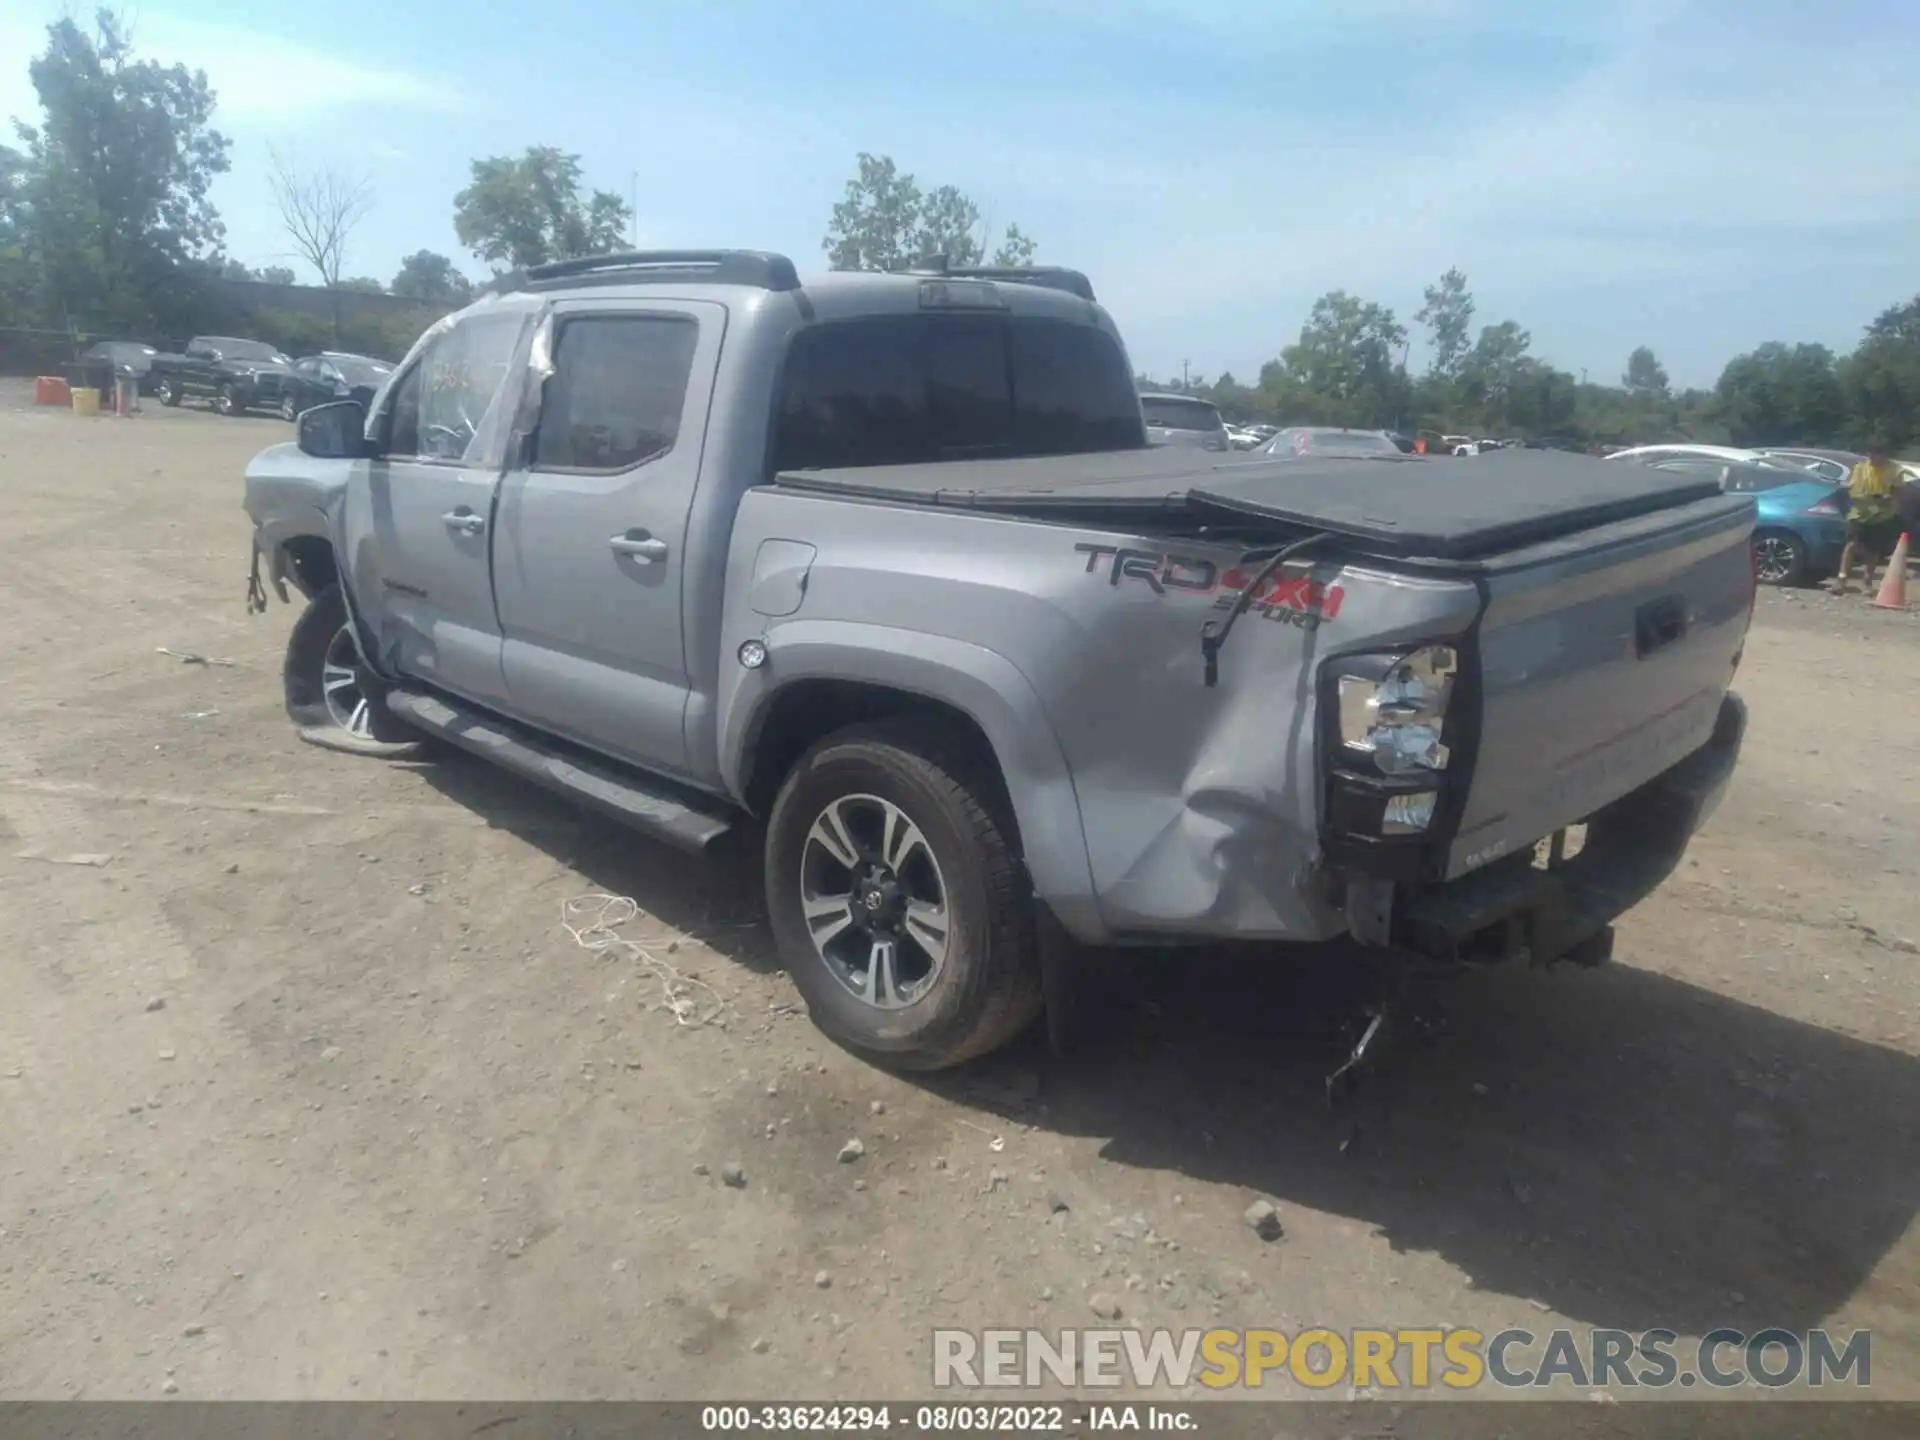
[283, 582, 422, 759]
[1752, 529, 1808, 587]
[154, 377, 180, 407]
[765, 720, 1041, 1071]
[216, 383, 242, 417]
[279, 393, 298, 422]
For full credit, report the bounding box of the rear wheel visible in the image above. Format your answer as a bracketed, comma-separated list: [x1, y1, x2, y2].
[154, 377, 180, 407]
[1752, 529, 1807, 586]
[765, 721, 1040, 1070]
[283, 583, 422, 758]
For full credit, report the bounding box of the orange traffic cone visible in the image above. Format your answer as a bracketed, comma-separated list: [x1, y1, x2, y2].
[1873, 532, 1910, 610]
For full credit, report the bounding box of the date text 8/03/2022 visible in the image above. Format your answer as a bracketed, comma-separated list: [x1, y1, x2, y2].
[697, 1404, 1195, 1431]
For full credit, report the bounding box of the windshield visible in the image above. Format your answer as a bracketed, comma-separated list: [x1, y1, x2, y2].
[335, 358, 393, 386]
[1140, 395, 1222, 431]
[212, 338, 289, 364]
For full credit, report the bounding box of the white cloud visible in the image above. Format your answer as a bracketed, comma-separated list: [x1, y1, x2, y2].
[0, 8, 471, 132]
[133, 15, 474, 123]
[1050, 0, 1920, 378]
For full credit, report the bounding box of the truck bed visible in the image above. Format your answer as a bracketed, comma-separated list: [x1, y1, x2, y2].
[773, 447, 1724, 562]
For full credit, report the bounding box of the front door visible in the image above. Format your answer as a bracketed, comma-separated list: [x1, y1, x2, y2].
[493, 300, 725, 778]
[337, 305, 535, 708]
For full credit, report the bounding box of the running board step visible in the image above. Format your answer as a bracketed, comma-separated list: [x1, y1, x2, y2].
[385, 688, 734, 853]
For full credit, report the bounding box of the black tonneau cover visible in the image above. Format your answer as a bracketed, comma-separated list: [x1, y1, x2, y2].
[773, 448, 1725, 561]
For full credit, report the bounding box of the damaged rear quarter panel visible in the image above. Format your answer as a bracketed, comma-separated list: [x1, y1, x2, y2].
[723, 489, 1482, 944]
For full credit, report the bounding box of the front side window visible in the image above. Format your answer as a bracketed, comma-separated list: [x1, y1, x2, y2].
[385, 312, 527, 464]
[534, 315, 699, 471]
[773, 314, 1142, 471]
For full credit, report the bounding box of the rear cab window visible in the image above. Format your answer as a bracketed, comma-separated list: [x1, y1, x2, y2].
[772, 313, 1144, 470]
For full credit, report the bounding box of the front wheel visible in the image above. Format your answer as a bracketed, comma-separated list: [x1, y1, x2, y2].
[154, 377, 180, 407]
[283, 583, 422, 758]
[1752, 529, 1808, 586]
[765, 721, 1041, 1070]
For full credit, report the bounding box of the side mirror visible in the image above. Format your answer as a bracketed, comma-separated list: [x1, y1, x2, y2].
[297, 399, 371, 459]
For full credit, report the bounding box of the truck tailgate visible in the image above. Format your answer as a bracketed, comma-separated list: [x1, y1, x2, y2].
[1443, 495, 1753, 879]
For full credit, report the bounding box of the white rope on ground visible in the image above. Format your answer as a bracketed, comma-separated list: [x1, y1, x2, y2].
[561, 893, 726, 1027]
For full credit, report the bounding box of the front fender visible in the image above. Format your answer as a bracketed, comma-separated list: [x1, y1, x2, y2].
[718, 619, 1108, 944]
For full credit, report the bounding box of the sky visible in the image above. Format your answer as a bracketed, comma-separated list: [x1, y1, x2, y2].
[3, 0, 1916, 388]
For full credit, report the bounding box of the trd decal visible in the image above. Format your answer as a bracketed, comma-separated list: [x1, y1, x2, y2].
[1074, 543, 1343, 628]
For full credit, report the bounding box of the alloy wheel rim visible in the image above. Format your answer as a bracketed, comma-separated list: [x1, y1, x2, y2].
[281, 395, 296, 421]
[1754, 536, 1795, 583]
[320, 624, 374, 738]
[799, 793, 951, 1010]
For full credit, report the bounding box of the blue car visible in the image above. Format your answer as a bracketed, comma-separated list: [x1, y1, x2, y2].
[1644, 458, 1846, 586]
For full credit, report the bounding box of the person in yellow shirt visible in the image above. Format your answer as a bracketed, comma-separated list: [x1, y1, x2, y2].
[1832, 437, 1904, 595]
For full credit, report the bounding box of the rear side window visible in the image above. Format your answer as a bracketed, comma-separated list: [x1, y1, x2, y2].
[1721, 465, 1807, 494]
[773, 315, 1143, 470]
[535, 315, 699, 471]
[1140, 396, 1222, 432]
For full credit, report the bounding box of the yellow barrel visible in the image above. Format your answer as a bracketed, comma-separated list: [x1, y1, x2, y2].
[70, 387, 101, 417]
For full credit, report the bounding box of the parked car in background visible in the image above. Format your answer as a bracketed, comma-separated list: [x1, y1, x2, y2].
[1632, 453, 1845, 585]
[280, 352, 395, 421]
[1140, 392, 1230, 451]
[149, 337, 296, 416]
[1262, 426, 1402, 459]
[79, 340, 160, 391]
[1224, 426, 1263, 450]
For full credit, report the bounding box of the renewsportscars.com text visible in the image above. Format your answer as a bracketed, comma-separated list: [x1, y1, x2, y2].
[932, 1327, 1872, 1392]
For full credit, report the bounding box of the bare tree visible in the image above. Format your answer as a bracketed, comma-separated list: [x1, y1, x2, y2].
[267, 147, 373, 341]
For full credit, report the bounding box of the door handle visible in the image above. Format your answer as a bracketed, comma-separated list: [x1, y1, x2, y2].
[441, 509, 486, 536]
[609, 531, 668, 562]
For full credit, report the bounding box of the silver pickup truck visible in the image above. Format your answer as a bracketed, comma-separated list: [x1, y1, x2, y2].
[243, 250, 1753, 1070]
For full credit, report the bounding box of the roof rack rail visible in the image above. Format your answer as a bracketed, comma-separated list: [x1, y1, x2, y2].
[894, 259, 1097, 302]
[482, 250, 802, 297]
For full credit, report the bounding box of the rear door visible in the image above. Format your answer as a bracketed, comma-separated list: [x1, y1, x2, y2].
[337, 305, 534, 708]
[493, 300, 723, 776]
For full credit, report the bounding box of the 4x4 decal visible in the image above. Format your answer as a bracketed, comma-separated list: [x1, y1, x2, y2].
[1073, 542, 1343, 628]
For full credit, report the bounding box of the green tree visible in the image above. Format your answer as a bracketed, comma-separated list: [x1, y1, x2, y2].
[1457, 320, 1532, 432]
[1623, 345, 1670, 398]
[1415, 267, 1474, 379]
[391, 248, 472, 304]
[1842, 299, 1920, 449]
[453, 147, 631, 271]
[823, 152, 1035, 271]
[991, 223, 1036, 267]
[1278, 290, 1410, 428]
[257, 265, 296, 285]
[1713, 342, 1846, 445]
[10, 9, 230, 328]
[339, 276, 385, 293]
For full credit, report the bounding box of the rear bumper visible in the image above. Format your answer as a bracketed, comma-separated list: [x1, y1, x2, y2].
[1391, 691, 1745, 964]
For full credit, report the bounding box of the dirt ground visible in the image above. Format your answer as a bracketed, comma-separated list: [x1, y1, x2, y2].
[1, 385, 1916, 1415]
